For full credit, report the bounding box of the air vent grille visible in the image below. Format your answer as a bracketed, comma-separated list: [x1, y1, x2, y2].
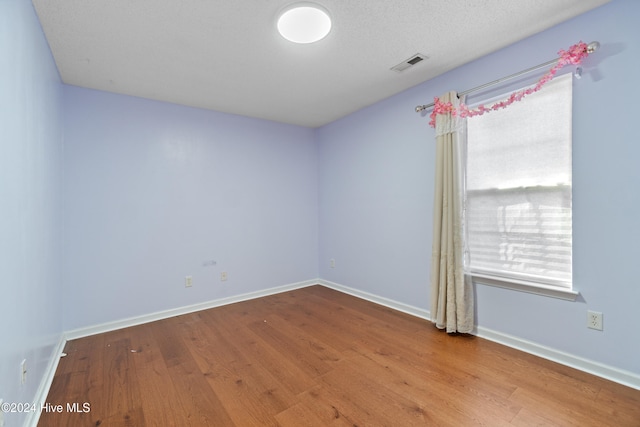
[391, 53, 428, 73]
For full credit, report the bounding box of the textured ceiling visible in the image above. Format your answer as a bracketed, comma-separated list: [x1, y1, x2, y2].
[32, 0, 610, 128]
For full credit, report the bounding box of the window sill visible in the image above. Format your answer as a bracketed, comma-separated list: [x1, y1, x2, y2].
[471, 272, 579, 301]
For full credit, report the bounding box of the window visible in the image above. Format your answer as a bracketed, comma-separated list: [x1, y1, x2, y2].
[465, 73, 575, 298]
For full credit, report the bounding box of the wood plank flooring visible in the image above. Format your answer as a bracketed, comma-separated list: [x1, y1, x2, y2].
[40, 285, 640, 426]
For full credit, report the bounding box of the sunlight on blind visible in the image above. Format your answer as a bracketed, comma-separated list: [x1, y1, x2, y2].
[466, 73, 573, 287]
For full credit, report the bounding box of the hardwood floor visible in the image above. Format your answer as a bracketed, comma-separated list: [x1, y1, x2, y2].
[40, 285, 640, 426]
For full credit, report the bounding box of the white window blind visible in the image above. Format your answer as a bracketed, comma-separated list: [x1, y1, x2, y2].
[465, 73, 573, 288]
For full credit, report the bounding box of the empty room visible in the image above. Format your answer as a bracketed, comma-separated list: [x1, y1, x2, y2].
[2, 0, 639, 425]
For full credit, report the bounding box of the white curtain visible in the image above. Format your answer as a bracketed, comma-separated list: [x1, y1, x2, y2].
[429, 91, 474, 333]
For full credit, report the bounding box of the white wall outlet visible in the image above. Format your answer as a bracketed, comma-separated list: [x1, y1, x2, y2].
[220, 271, 228, 281]
[185, 275, 193, 288]
[330, 259, 335, 268]
[587, 310, 603, 331]
[20, 359, 27, 385]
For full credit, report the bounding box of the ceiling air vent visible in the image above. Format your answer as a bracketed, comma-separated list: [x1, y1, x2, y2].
[391, 53, 428, 73]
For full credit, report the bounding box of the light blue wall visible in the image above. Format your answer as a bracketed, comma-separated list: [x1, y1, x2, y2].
[3, 1, 637, 417]
[62, 87, 319, 331]
[318, 0, 640, 375]
[0, 0, 64, 425]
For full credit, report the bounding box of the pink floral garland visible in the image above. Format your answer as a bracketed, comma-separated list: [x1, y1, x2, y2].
[429, 41, 590, 127]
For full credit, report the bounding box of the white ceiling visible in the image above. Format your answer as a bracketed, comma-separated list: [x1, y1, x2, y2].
[32, 0, 609, 128]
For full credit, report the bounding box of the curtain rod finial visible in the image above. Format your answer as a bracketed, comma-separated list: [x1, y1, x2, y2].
[415, 105, 425, 113]
[587, 41, 600, 54]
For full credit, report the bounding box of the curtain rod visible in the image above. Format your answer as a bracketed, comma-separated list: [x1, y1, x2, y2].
[414, 41, 600, 113]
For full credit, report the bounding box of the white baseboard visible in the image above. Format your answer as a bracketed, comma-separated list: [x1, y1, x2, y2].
[65, 279, 318, 340]
[317, 279, 431, 320]
[52, 277, 640, 405]
[475, 326, 640, 390]
[318, 279, 639, 391]
[27, 279, 317, 427]
[25, 334, 67, 427]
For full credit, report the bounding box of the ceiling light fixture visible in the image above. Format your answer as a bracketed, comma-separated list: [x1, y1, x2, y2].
[277, 3, 332, 44]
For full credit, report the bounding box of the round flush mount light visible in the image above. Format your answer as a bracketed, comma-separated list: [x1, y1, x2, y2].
[277, 3, 332, 44]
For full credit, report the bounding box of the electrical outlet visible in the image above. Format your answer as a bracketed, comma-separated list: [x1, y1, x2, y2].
[220, 271, 228, 281]
[20, 359, 27, 385]
[330, 259, 335, 268]
[185, 276, 193, 288]
[587, 310, 603, 331]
